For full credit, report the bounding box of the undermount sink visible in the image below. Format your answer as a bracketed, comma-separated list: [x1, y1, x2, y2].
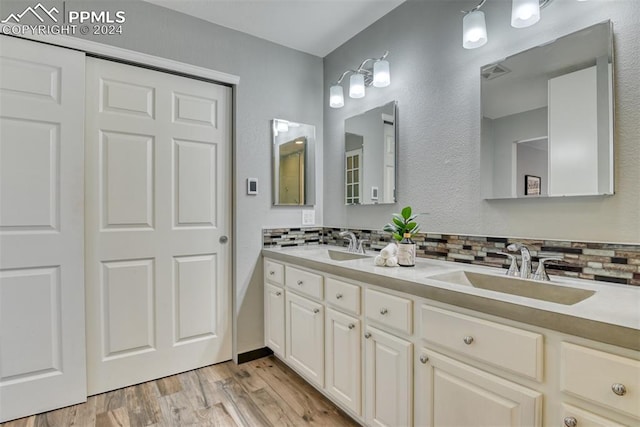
[429, 270, 595, 305]
[327, 249, 371, 261]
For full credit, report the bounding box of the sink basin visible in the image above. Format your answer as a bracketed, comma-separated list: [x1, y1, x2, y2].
[429, 270, 595, 305]
[327, 249, 371, 261]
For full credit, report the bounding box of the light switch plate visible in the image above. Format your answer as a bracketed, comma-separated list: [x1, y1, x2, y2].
[302, 210, 315, 225]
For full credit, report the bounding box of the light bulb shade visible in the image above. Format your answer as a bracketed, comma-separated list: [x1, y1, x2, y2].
[349, 73, 366, 98]
[463, 10, 488, 49]
[373, 60, 391, 87]
[511, 0, 540, 28]
[329, 84, 344, 108]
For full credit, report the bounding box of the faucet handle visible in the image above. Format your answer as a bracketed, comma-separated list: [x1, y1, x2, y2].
[532, 257, 563, 281]
[357, 239, 370, 254]
[497, 252, 520, 277]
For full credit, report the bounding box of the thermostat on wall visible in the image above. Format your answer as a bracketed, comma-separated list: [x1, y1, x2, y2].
[247, 178, 258, 195]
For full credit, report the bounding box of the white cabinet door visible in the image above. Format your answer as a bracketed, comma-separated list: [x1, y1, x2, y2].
[0, 37, 86, 422]
[85, 58, 232, 394]
[416, 348, 542, 427]
[326, 308, 361, 416]
[286, 291, 324, 387]
[364, 326, 412, 427]
[264, 283, 285, 357]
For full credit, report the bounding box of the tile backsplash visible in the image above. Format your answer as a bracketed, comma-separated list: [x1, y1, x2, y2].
[263, 227, 640, 287]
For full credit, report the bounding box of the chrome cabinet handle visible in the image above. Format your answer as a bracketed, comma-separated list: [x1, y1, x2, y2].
[336, 293, 343, 299]
[348, 323, 355, 330]
[612, 383, 627, 396]
[419, 354, 429, 364]
[364, 332, 372, 339]
[275, 291, 281, 296]
[380, 308, 388, 315]
[297, 280, 303, 286]
[313, 308, 320, 314]
[269, 271, 275, 276]
[563, 416, 577, 427]
[463, 336, 474, 345]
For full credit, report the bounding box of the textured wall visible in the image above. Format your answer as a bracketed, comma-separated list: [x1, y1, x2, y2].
[323, 0, 640, 243]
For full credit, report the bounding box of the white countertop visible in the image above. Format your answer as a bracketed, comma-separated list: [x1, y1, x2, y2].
[263, 245, 640, 349]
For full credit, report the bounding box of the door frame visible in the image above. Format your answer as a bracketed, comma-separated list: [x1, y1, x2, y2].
[4, 30, 241, 360]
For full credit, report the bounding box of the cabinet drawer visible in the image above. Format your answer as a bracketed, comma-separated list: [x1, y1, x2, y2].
[326, 277, 361, 315]
[420, 305, 543, 381]
[365, 289, 412, 334]
[561, 403, 626, 427]
[285, 266, 323, 300]
[561, 342, 640, 419]
[264, 259, 284, 285]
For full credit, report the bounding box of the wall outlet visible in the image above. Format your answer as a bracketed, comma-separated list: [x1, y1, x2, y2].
[302, 210, 315, 226]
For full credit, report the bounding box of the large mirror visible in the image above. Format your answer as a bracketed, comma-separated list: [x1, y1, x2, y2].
[272, 119, 316, 206]
[344, 101, 397, 205]
[481, 21, 613, 199]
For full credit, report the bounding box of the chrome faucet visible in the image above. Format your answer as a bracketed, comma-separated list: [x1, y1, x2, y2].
[339, 230, 367, 254]
[507, 243, 532, 279]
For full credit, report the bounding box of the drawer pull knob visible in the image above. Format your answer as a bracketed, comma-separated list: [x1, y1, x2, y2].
[463, 336, 474, 345]
[380, 308, 388, 315]
[348, 323, 355, 330]
[313, 308, 320, 314]
[364, 332, 372, 339]
[611, 383, 627, 396]
[275, 291, 282, 296]
[419, 354, 429, 364]
[336, 293, 343, 299]
[563, 416, 577, 427]
[269, 271, 275, 276]
[297, 280, 303, 286]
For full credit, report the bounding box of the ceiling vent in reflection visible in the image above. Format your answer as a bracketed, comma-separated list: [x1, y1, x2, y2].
[481, 63, 511, 80]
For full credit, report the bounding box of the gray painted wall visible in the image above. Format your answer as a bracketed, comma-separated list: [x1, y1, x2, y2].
[323, 0, 640, 243]
[0, 0, 323, 356]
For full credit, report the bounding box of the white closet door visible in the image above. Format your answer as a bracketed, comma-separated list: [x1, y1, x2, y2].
[0, 37, 86, 422]
[85, 58, 232, 394]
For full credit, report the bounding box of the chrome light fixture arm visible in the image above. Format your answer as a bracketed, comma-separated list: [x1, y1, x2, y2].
[333, 51, 389, 86]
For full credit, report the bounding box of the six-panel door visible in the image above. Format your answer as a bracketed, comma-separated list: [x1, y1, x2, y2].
[0, 36, 87, 422]
[84, 57, 232, 394]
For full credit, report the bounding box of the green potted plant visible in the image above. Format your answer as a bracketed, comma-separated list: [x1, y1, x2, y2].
[383, 206, 421, 242]
[383, 206, 420, 267]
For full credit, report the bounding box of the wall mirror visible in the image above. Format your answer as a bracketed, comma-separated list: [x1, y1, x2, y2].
[344, 100, 397, 205]
[480, 21, 614, 199]
[272, 119, 316, 206]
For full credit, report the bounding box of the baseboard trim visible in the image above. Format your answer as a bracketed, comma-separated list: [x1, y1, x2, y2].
[237, 347, 274, 364]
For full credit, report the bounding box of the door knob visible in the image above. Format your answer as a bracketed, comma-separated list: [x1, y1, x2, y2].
[219, 235, 228, 244]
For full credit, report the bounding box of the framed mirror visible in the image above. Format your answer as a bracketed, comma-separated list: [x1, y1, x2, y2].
[480, 21, 614, 199]
[344, 101, 397, 205]
[272, 119, 316, 206]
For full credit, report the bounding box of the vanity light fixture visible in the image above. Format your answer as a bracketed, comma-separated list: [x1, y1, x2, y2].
[462, 0, 554, 49]
[329, 51, 390, 109]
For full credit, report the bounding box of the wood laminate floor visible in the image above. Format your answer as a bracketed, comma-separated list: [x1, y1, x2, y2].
[1, 356, 360, 427]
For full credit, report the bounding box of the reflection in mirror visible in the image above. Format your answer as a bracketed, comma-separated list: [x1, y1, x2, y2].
[272, 119, 316, 206]
[481, 21, 613, 199]
[344, 101, 397, 205]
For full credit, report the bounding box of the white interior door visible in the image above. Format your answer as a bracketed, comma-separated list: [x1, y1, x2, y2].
[85, 57, 232, 394]
[0, 37, 86, 422]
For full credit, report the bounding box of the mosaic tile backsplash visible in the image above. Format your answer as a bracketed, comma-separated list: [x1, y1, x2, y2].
[263, 227, 640, 287]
